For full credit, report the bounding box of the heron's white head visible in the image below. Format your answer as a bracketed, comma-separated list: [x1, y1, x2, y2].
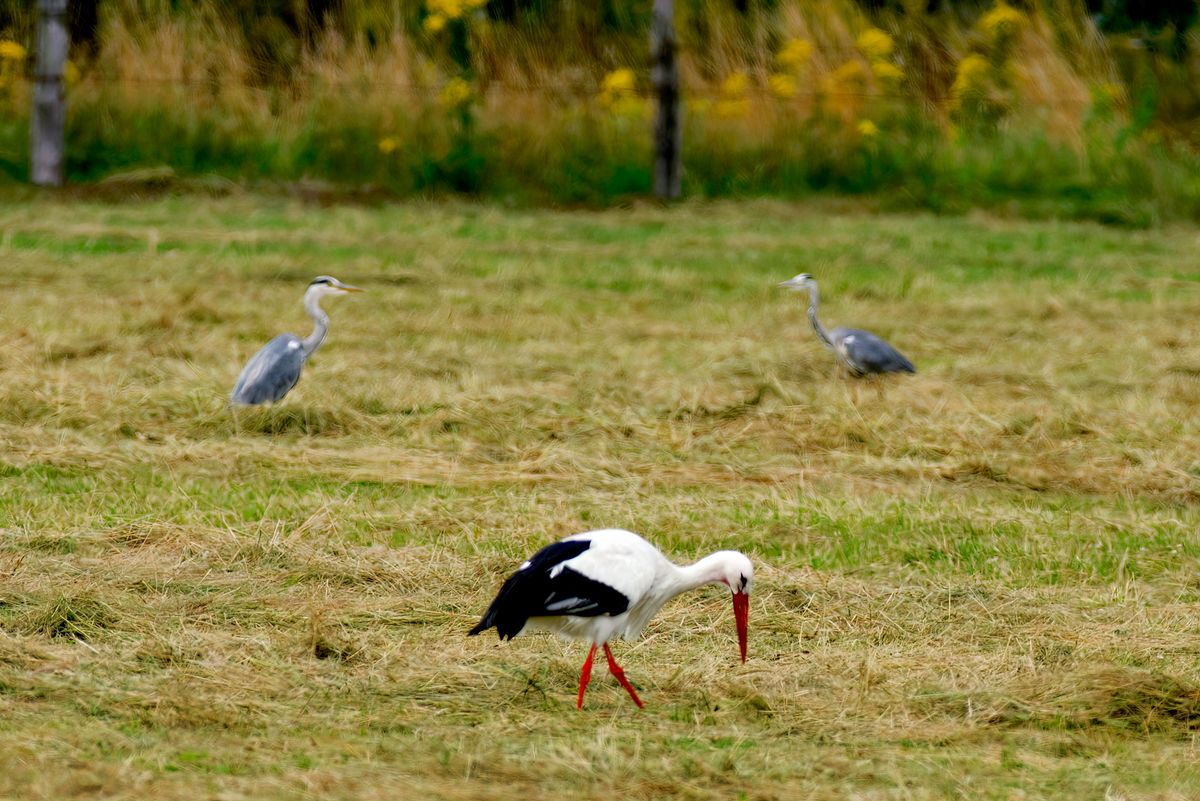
[777, 273, 814, 292]
[711, 550, 753, 663]
[306, 275, 364, 299]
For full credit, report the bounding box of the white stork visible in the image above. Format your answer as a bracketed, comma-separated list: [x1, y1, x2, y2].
[469, 528, 754, 709]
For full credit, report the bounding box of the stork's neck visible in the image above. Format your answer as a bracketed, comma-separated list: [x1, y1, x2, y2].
[301, 289, 330, 357]
[614, 548, 750, 642]
[805, 283, 833, 350]
[663, 551, 742, 598]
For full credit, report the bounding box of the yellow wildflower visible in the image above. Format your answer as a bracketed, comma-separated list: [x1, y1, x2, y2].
[423, 14, 447, 33]
[427, 0, 464, 20]
[777, 37, 813, 70]
[857, 119, 879, 137]
[64, 60, 80, 87]
[768, 72, 798, 99]
[951, 53, 989, 100]
[378, 137, 399, 154]
[870, 60, 904, 83]
[980, 1, 1026, 40]
[440, 77, 472, 108]
[714, 71, 749, 118]
[426, 0, 485, 20]
[828, 60, 866, 89]
[0, 40, 25, 61]
[720, 71, 748, 97]
[856, 28, 894, 60]
[598, 68, 644, 116]
[688, 97, 713, 116]
[601, 68, 636, 96]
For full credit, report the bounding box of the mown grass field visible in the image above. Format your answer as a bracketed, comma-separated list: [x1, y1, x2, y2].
[2, 194, 1200, 800]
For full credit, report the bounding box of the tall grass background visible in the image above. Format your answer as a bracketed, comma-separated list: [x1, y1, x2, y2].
[1, 0, 1199, 222]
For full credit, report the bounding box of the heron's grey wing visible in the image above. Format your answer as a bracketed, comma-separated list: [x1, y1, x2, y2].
[836, 328, 916, 375]
[230, 334, 306, 405]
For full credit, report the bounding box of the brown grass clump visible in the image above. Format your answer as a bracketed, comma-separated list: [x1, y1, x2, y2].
[924, 668, 1200, 735]
[18, 594, 116, 641]
[1020, 669, 1200, 733]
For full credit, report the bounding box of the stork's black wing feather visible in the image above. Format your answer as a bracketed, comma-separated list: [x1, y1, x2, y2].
[469, 539, 631, 640]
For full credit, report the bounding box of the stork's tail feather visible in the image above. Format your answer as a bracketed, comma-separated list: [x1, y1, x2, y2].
[468, 622, 522, 640]
[469, 613, 523, 640]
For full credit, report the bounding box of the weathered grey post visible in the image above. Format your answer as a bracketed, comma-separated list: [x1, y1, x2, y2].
[651, 0, 681, 200]
[31, 0, 69, 187]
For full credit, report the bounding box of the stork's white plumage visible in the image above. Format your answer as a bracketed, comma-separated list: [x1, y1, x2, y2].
[469, 528, 754, 709]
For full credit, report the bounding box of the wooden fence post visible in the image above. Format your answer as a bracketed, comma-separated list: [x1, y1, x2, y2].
[31, 0, 69, 187]
[651, 0, 681, 200]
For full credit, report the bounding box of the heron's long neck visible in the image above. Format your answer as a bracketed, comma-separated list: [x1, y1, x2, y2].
[301, 290, 330, 357]
[805, 284, 833, 350]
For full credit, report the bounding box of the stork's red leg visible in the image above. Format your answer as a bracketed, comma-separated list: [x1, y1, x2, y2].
[577, 644, 596, 710]
[603, 643, 645, 709]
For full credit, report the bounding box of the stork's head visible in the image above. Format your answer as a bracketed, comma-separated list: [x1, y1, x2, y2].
[777, 273, 814, 292]
[712, 550, 753, 663]
[306, 275, 363, 299]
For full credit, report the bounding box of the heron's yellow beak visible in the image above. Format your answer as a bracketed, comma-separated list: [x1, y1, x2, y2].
[339, 284, 364, 293]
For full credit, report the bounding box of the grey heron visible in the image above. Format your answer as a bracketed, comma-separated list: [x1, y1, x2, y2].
[778, 273, 915, 377]
[230, 276, 363, 406]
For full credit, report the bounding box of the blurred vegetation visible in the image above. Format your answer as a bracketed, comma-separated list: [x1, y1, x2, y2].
[0, 0, 1199, 221]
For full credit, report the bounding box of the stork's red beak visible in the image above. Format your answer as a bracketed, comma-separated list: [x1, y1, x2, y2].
[732, 591, 749, 663]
